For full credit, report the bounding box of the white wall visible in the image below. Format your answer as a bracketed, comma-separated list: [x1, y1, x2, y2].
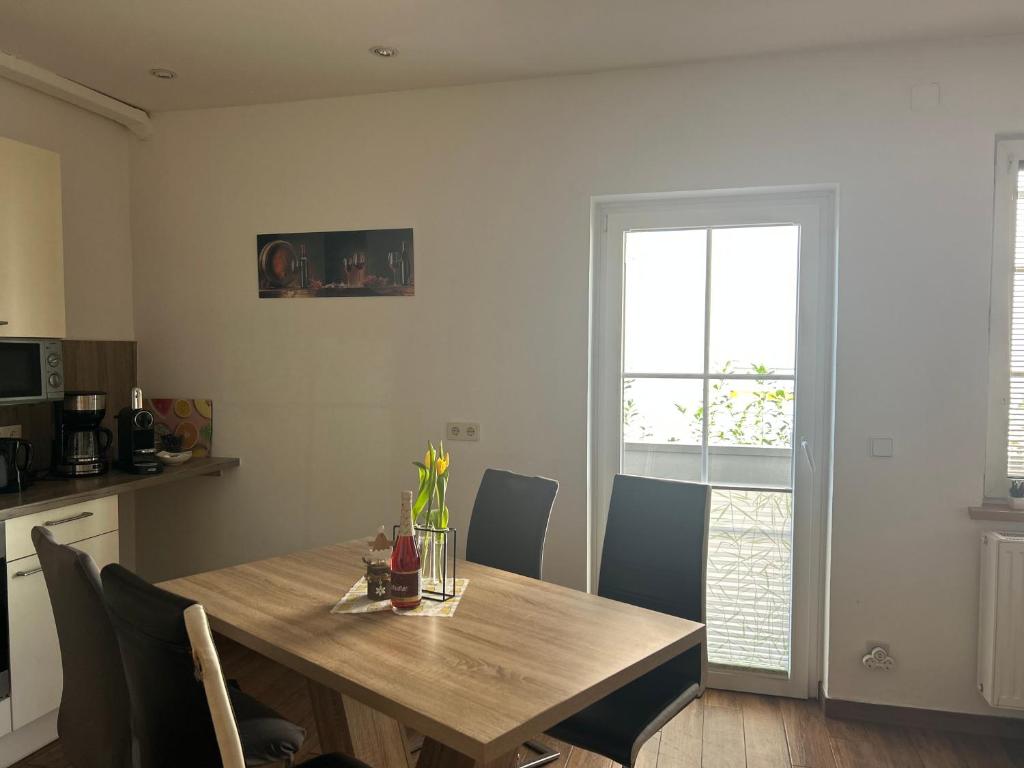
[0, 77, 134, 340]
[131, 35, 1024, 717]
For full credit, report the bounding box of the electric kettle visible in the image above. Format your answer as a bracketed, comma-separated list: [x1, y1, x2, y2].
[0, 438, 33, 493]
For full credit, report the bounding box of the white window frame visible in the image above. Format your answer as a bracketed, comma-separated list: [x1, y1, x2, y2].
[588, 185, 837, 698]
[985, 140, 1024, 499]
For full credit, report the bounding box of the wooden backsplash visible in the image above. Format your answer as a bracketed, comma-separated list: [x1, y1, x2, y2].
[0, 340, 137, 468]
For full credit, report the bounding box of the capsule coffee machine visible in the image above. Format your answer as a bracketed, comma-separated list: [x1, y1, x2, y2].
[116, 387, 162, 474]
[53, 392, 114, 477]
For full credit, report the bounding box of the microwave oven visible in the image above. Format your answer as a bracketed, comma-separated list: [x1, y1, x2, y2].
[0, 339, 64, 405]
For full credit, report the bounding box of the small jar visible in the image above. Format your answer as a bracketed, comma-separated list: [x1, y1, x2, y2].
[366, 561, 391, 601]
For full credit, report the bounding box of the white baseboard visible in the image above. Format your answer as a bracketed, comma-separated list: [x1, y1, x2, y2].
[0, 709, 57, 767]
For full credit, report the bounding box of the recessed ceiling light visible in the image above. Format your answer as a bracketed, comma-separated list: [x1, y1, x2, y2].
[369, 46, 398, 58]
[149, 68, 177, 80]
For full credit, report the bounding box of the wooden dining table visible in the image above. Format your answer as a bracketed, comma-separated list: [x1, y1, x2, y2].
[160, 539, 704, 768]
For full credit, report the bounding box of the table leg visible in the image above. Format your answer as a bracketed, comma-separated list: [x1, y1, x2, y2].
[417, 738, 520, 768]
[307, 679, 412, 768]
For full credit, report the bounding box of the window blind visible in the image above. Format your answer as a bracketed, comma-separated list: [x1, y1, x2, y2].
[1008, 165, 1024, 477]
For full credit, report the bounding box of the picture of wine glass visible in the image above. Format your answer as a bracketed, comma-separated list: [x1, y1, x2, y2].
[257, 228, 413, 298]
[344, 252, 368, 287]
[387, 251, 402, 285]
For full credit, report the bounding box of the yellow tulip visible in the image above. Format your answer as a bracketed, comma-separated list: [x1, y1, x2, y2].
[435, 455, 449, 475]
[424, 448, 432, 467]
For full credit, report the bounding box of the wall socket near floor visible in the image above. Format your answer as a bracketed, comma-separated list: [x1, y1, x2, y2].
[446, 421, 480, 442]
[862, 643, 895, 671]
[0, 424, 22, 439]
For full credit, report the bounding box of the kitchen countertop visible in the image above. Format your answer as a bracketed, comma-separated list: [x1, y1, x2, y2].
[0, 456, 240, 522]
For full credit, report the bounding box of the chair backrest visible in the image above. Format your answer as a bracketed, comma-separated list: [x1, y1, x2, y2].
[31, 527, 131, 768]
[100, 563, 222, 768]
[598, 474, 709, 619]
[465, 468, 558, 579]
[598, 475, 710, 684]
[184, 604, 246, 768]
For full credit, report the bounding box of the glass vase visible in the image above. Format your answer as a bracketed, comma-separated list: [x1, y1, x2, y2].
[417, 527, 446, 591]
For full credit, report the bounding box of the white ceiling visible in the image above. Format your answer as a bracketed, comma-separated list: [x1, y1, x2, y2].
[1, 0, 1023, 112]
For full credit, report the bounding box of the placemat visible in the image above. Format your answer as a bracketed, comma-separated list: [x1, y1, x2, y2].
[331, 578, 468, 617]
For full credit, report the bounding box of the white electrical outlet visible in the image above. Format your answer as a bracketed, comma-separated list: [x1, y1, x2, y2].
[0, 425, 22, 439]
[862, 644, 894, 671]
[447, 422, 480, 442]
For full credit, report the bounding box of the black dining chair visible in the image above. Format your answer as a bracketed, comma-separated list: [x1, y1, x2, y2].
[32, 527, 132, 768]
[184, 600, 368, 768]
[465, 468, 559, 580]
[546, 474, 710, 767]
[100, 563, 308, 768]
[465, 468, 559, 768]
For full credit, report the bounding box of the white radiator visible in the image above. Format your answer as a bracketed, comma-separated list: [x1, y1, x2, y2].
[978, 531, 1024, 710]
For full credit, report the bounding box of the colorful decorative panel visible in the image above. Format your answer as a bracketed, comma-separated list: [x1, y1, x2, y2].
[145, 398, 214, 457]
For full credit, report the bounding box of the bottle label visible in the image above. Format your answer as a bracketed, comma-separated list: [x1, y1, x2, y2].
[390, 569, 421, 605]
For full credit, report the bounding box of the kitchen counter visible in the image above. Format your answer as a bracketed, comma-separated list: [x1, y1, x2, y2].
[0, 456, 240, 521]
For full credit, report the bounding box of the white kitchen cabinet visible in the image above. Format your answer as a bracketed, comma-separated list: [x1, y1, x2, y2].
[0, 136, 65, 339]
[6, 497, 118, 563]
[7, 530, 118, 730]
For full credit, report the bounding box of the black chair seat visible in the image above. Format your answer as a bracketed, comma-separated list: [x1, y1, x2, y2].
[546, 475, 710, 768]
[31, 527, 132, 768]
[185, 601, 367, 768]
[230, 687, 306, 766]
[101, 563, 308, 768]
[548, 659, 700, 766]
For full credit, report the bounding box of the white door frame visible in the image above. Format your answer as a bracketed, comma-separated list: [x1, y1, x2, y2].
[587, 185, 837, 698]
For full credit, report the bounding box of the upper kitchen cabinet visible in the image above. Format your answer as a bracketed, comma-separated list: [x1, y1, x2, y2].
[0, 136, 66, 339]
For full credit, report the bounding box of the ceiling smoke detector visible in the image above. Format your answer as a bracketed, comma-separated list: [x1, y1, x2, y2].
[369, 46, 398, 58]
[149, 68, 177, 80]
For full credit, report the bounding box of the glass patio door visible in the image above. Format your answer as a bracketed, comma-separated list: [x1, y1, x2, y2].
[592, 190, 834, 697]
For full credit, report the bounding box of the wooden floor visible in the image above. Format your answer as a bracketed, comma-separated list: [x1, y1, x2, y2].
[12, 640, 1024, 768]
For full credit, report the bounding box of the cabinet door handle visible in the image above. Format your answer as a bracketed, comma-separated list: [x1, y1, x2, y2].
[13, 567, 42, 578]
[0, 321, 7, 326]
[44, 510, 94, 527]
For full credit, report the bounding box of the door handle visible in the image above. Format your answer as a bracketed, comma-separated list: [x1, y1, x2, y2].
[44, 510, 93, 527]
[801, 437, 816, 473]
[0, 321, 7, 326]
[13, 567, 42, 578]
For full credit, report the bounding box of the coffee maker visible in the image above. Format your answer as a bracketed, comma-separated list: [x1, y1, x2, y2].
[0, 438, 33, 493]
[53, 392, 114, 477]
[116, 387, 162, 475]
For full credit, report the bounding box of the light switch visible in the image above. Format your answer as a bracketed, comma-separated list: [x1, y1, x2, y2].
[869, 437, 893, 458]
